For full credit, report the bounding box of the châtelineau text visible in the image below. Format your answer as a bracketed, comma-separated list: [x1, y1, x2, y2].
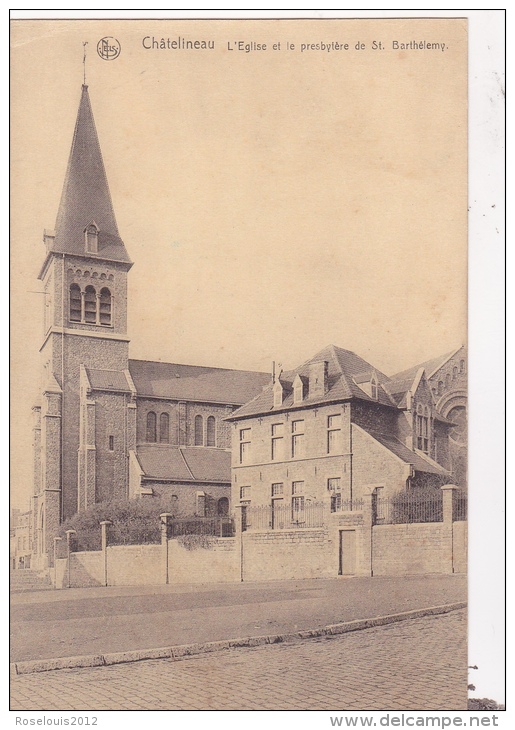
[141, 37, 449, 52]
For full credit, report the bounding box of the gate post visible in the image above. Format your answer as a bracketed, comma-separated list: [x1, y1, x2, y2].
[441, 485, 459, 573]
[160, 513, 173, 585]
[100, 520, 112, 586]
[65, 529, 76, 588]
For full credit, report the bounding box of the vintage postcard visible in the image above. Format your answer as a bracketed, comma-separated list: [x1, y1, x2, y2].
[9, 14, 504, 718]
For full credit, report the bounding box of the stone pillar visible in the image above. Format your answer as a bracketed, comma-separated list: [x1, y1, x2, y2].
[361, 486, 383, 577]
[65, 529, 76, 589]
[100, 520, 112, 586]
[441, 484, 459, 573]
[52, 537, 62, 586]
[160, 513, 173, 585]
[234, 505, 244, 582]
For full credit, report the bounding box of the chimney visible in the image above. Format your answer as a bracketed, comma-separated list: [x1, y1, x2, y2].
[309, 361, 329, 398]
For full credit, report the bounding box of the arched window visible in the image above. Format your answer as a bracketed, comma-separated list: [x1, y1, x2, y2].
[69, 284, 81, 322]
[159, 413, 169, 443]
[85, 223, 99, 253]
[460, 359, 465, 373]
[206, 416, 216, 447]
[437, 381, 443, 396]
[445, 373, 451, 388]
[146, 412, 157, 443]
[99, 288, 112, 326]
[217, 497, 229, 516]
[453, 366, 458, 380]
[84, 285, 97, 324]
[194, 415, 204, 446]
[370, 377, 378, 400]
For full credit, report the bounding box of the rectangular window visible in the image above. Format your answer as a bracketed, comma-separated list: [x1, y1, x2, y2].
[291, 420, 305, 458]
[108, 435, 114, 451]
[271, 423, 284, 461]
[292, 481, 304, 495]
[327, 414, 342, 454]
[327, 477, 341, 492]
[240, 486, 251, 500]
[239, 428, 251, 464]
[271, 482, 284, 496]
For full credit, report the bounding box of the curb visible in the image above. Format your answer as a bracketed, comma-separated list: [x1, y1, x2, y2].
[11, 601, 466, 676]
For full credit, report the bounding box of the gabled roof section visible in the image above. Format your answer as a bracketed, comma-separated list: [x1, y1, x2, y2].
[358, 426, 449, 476]
[390, 348, 462, 383]
[85, 368, 132, 393]
[50, 85, 131, 264]
[136, 446, 231, 483]
[128, 359, 270, 405]
[228, 344, 396, 419]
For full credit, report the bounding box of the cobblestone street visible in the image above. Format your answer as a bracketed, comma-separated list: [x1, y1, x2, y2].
[11, 609, 467, 711]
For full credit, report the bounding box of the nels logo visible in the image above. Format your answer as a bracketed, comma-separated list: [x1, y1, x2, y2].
[97, 37, 121, 61]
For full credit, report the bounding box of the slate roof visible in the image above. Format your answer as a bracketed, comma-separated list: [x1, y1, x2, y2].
[86, 368, 132, 393]
[228, 344, 395, 419]
[360, 428, 449, 476]
[390, 349, 460, 383]
[128, 359, 270, 405]
[136, 446, 231, 483]
[49, 85, 131, 265]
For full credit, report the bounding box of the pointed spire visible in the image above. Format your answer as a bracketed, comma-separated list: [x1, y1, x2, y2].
[51, 85, 131, 264]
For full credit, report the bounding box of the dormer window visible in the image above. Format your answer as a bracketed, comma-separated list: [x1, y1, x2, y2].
[293, 374, 305, 404]
[84, 222, 99, 253]
[370, 376, 378, 400]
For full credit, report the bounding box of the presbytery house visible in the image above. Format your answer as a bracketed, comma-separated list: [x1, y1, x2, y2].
[228, 344, 464, 522]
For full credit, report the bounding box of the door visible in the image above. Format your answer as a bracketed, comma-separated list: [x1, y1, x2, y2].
[339, 530, 356, 575]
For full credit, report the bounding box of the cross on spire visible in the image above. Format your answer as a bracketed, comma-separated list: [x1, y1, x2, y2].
[83, 42, 88, 85]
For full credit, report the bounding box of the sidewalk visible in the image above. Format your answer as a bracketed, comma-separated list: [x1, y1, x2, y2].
[11, 574, 466, 666]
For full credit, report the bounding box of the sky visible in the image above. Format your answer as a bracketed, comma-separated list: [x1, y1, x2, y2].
[8, 11, 506, 709]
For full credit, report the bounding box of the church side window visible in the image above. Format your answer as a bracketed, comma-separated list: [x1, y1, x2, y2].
[84, 285, 97, 324]
[147, 412, 157, 443]
[99, 288, 112, 326]
[69, 284, 82, 322]
[194, 415, 204, 446]
[206, 416, 216, 447]
[159, 413, 169, 443]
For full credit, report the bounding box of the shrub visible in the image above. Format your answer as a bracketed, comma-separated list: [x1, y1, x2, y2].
[59, 497, 177, 551]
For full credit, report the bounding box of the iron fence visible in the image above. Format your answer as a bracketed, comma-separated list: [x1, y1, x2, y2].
[331, 497, 364, 513]
[375, 490, 443, 525]
[244, 500, 326, 531]
[167, 516, 234, 539]
[452, 490, 468, 522]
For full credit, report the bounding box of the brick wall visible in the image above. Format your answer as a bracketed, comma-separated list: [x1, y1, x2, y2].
[242, 529, 335, 581]
[136, 399, 233, 448]
[146, 481, 231, 517]
[167, 538, 239, 584]
[372, 523, 453, 575]
[106, 545, 162, 586]
[452, 520, 467, 573]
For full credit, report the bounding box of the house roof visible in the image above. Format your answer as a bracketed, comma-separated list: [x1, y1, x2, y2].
[128, 359, 270, 405]
[85, 368, 132, 393]
[361, 428, 449, 476]
[49, 85, 131, 265]
[228, 344, 395, 419]
[390, 348, 461, 383]
[136, 446, 231, 483]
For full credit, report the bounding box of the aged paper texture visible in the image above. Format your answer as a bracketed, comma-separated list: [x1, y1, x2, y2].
[9, 16, 487, 715]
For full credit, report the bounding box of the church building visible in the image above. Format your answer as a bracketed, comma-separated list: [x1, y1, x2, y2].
[31, 85, 269, 569]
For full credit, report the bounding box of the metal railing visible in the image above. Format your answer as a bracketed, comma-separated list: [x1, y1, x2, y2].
[167, 516, 234, 539]
[376, 491, 443, 525]
[244, 501, 326, 531]
[452, 490, 468, 522]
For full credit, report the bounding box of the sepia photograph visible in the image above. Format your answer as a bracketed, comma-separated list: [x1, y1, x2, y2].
[9, 12, 504, 718]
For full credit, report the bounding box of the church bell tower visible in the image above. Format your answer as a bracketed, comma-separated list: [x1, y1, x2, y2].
[32, 85, 135, 567]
